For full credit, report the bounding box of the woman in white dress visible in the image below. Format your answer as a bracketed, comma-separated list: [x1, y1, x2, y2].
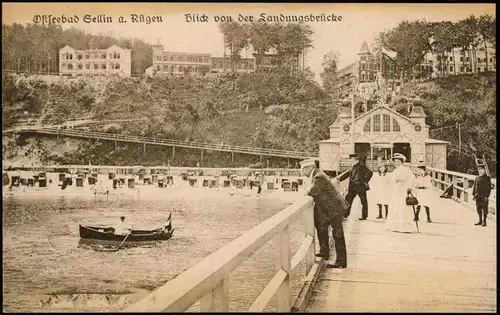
[413, 166, 433, 223]
[386, 153, 419, 233]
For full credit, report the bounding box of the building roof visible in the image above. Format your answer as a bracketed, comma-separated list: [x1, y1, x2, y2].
[60, 45, 75, 51]
[425, 138, 450, 144]
[354, 104, 414, 125]
[409, 103, 427, 118]
[153, 38, 164, 48]
[359, 41, 370, 54]
[329, 117, 341, 128]
[318, 139, 340, 143]
[59, 44, 129, 52]
[318, 138, 449, 145]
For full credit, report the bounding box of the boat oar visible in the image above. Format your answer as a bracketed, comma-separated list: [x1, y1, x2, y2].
[113, 230, 132, 252]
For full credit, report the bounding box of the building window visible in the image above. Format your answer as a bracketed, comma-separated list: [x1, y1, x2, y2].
[163, 64, 169, 70]
[178, 55, 186, 62]
[490, 58, 493, 63]
[383, 114, 391, 132]
[478, 67, 481, 73]
[187, 55, 193, 62]
[449, 56, 453, 61]
[373, 114, 381, 132]
[477, 57, 481, 63]
[460, 66, 464, 73]
[115, 64, 120, 70]
[392, 118, 400, 132]
[449, 66, 453, 72]
[78, 64, 83, 70]
[101, 64, 106, 69]
[163, 55, 169, 61]
[68, 64, 73, 70]
[364, 118, 371, 132]
[101, 53, 107, 59]
[203, 56, 210, 63]
[94, 64, 98, 69]
[460, 56, 463, 62]
[85, 64, 90, 69]
[466, 57, 469, 62]
[77, 54, 83, 60]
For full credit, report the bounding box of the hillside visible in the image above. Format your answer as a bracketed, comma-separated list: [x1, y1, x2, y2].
[2, 70, 331, 167]
[2, 72, 495, 174]
[393, 74, 496, 175]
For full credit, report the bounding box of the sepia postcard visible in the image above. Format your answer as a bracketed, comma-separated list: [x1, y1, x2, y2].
[2, 2, 496, 313]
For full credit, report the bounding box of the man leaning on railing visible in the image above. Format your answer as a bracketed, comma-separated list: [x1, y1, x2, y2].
[301, 159, 350, 269]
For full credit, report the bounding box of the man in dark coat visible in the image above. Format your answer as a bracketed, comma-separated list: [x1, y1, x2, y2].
[301, 159, 350, 268]
[472, 164, 492, 227]
[336, 153, 373, 220]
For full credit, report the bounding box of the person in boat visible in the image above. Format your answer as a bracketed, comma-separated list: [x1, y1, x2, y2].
[114, 216, 131, 235]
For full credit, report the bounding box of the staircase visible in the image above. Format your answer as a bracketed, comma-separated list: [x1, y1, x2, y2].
[474, 154, 490, 176]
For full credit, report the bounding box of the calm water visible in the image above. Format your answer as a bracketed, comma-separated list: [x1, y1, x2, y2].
[3, 187, 309, 312]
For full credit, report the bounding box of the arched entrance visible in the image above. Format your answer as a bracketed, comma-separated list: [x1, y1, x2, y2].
[393, 142, 411, 162]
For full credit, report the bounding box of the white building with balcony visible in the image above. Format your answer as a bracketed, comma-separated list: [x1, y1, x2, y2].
[152, 40, 211, 76]
[59, 44, 132, 78]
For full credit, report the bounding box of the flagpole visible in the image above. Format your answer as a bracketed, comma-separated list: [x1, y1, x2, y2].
[351, 92, 355, 154]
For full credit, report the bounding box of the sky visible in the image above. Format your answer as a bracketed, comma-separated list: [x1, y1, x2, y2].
[3, 3, 495, 83]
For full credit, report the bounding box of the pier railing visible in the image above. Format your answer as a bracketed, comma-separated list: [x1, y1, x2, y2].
[406, 164, 496, 215]
[15, 127, 319, 159]
[123, 171, 349, 312]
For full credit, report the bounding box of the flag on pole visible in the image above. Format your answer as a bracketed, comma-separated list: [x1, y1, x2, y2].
[381, 46, 397, 60]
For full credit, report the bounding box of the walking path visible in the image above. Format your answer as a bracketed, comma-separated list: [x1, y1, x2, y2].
[307, 175, 496, 312]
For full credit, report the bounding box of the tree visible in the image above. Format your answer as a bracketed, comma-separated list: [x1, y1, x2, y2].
[2, 23, 153, 75]
[320, 50, 340, 92]
[455, 16, 480, 73]
[477, 14, 495, 73]
[380, 20, 432, 81]
[429, 21, 457, 77]
[218, 22, 248, 72]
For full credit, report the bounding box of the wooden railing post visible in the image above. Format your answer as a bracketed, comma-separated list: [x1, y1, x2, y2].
[200, 277, 229, 312]
[275, 225, 291, 312]
[304, 207, 315, 275]
[452, 174, 458, 199]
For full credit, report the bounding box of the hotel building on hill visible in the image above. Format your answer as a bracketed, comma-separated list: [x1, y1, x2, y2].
[58, 44, 131, 77]
[147, 40, 255, 76]
[146, 40, 303, 76]
[210, 57, 255, 73]
[330, 41, 497, 101]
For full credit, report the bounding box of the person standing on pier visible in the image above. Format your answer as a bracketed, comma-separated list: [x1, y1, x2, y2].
[385, 153, 418, 233]
[413, 165, 433, 223]
[336, 153, 373, 220]
[472, 164, 492, 227]
[301, 159, 350, 268]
